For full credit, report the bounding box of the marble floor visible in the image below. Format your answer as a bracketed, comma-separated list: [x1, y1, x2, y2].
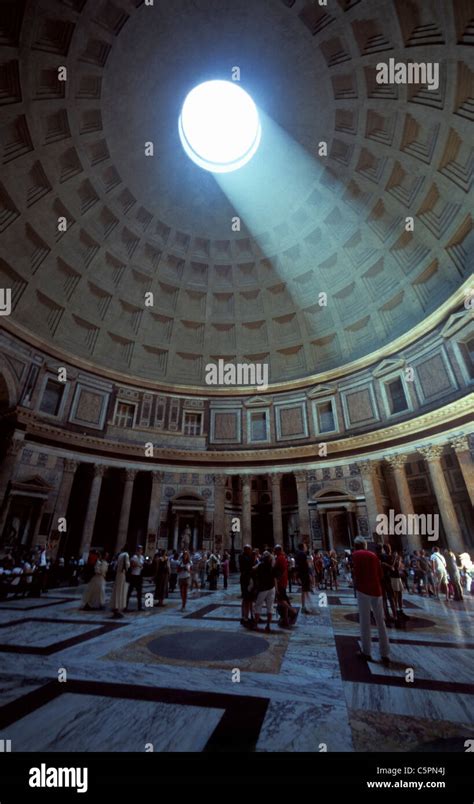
[0, 577, 472, 752]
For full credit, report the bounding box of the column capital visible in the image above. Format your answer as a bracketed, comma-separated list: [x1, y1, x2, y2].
[270, 472, 283, 485]
[124, 468, 138, 482]
[93, 464, 107, 478]
[294, 470, 307, 484]
[214, 475, 227, 488]
[241, 475, 252, 489]
[450, 434, 470, 453]
[151, 470, 164, 483]
[418, 444, 444, 463]
[64, 459, 79, 474]
[385, 454, 409, 471]
[358, 460, 378, 477]
[7, 434, 25, 457]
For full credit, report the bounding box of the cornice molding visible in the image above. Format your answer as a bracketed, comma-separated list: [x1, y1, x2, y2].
[14, 395, 474, 468]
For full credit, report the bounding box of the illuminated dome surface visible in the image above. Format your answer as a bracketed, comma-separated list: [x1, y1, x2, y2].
[0, 0, 471, 387]
[179, 81, 261, 173]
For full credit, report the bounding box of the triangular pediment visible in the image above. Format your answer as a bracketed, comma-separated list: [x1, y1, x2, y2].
[307, 384, 337, 398]
[372, 358, 405, 378]
[244, 396, 271, 407]
[3, 354, 27, 381]
[18, 475, 53, 489]
[441, 310, 473, 339]
[11, 475, 54, 495]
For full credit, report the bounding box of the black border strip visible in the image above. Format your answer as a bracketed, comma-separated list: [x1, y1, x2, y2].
[0, 678, 269, 752]
[0, 597, 77, 612]
[0, 617, 126, 655]
[335, 634, 474, 694]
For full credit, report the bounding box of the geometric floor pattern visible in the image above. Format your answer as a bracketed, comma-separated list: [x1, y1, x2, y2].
[0, 578, 473, 752]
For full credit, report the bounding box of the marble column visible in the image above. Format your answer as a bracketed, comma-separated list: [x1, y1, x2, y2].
[294, 471, 310, 542]
[54, 459, 79, 528]
[385, 454, 421, 550]
[270, 473, 283, 545]
[31, 499, 47, 548]
[450, 435, 474, 508]
[0, 433, 25, 506]
[241, 475, 252, 544]
[358, 461, 384, 541]
[0, 433, 25, 538]
[80, 464, 106, 557]
[115, 468, 137, 552]
[326, 511, 336, 550]
[418, 445, 464, 553]
[147, 470, 164, 536]
[213, 475, 227, 542]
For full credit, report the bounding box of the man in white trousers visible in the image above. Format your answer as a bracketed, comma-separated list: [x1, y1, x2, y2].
[352, 536, 390, 666]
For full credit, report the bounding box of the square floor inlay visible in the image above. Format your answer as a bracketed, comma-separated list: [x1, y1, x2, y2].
[0, 679, 269, 752]
[0, 618, 126, 655]
[1, 692, 225, 752]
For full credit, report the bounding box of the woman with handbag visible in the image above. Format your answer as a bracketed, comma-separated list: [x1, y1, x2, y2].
[177, 550, 191, 611]
[110, 545, 130, 618]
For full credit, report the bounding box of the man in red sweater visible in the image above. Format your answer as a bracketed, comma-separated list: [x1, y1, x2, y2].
[352, 536, 390, 666]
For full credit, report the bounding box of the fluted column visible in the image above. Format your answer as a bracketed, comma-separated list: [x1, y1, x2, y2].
[80, 464, 106, 557]
[241, 475, 252, 544]
[294, 471, 310, 542]
[54, 459, 79, 527]
[270, 473, 283, 545]
[385, 454, 421, 550]
[418, 445, 464, 553]
[0, 432, 25, 507]
[450, 435, 474, 507]
[0, 433, 26, 538]
[213, 475, 227, 544]
[147, 470, 164, 536]
[115, 468, 137, 552]
[358, 461, 384, 540]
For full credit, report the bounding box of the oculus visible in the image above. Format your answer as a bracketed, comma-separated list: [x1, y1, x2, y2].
[179, 80, 261, 173]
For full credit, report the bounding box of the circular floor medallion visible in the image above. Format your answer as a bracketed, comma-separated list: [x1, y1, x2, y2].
[147, 629, 269, 661]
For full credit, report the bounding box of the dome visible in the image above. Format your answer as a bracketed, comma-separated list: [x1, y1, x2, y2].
[0, 0, 472, 390]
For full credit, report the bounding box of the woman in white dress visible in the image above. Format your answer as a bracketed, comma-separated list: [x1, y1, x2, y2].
[82, 551, 108, 610]
[110, 546, 130, 617]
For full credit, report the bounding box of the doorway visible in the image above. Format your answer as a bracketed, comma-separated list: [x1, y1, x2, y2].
[252, 511, 273, 550]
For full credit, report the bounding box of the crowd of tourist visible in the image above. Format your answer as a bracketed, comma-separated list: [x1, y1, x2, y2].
[0, 546, 106, 597]
[0, 544, 54, 598]
[2, 538, 473, 651]
[81, 545, 232, 617]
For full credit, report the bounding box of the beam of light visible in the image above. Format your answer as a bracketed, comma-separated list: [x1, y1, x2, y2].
[214, 110, 363, 306]
[179, 80, 261, 173]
